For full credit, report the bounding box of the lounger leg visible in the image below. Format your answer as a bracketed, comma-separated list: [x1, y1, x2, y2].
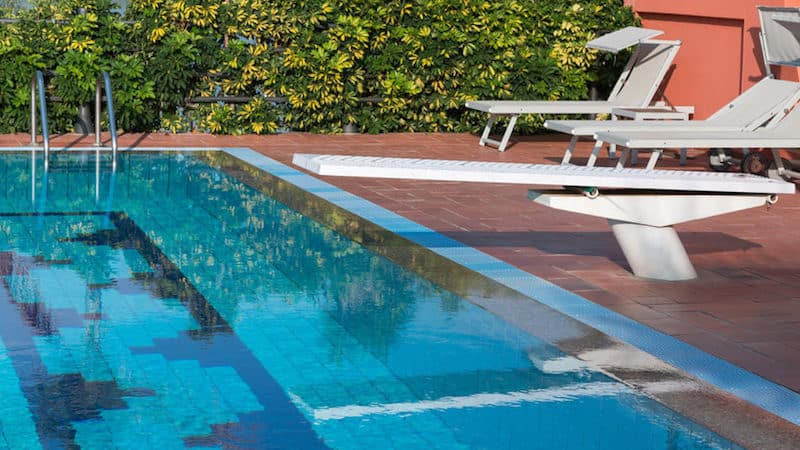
[608, 114, 617, 159]
[609, 220, 698, 280]
[645, 150, 663, 170]
[561, 136, 579, 165]
[679, 148, 687, 166]
[586, 140, 604, 167]
[479, 115, 496, 147]
[771, 149, 788, 177]
[497, 115, 518, 152]
[479, 115, 517, 152]
[615, 148, 631, 169]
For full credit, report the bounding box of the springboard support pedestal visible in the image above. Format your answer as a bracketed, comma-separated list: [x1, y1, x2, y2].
[529, 190, 777, 281]
[608, 219, 696, 280]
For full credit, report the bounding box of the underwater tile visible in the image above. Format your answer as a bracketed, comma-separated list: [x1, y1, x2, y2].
[4, 275, 41, 304]
[0, 403, 40, 450]
[72, 418, 115, 450]
[169, 360, 238, 425]
[205, 366, 263, 414]
[32, 335, 79, 375]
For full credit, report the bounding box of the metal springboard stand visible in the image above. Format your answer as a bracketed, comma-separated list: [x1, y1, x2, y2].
[609, 221, 696, 280]
[529, 191, 777, 281]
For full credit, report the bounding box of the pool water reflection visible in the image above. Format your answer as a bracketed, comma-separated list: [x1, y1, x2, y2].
[0, 151, 739, 449]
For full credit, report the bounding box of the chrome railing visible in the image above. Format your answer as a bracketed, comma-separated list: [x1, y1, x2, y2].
[30, 70, 50, 165]
[30, 70, 120, 168]
[96, 71, 119, 166]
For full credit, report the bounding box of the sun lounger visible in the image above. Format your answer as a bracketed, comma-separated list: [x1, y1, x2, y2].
[292, 153, 794, 281]
[466, 27, 681, 152]
[595, 98, 800, 178]
[543, 78, 800, 169]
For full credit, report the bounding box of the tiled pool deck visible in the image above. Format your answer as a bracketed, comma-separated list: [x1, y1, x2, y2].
[3, 131, 799, 431]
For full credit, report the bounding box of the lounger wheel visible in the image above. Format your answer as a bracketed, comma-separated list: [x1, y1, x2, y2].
[707, 149, 734, 172]
[740, 152, 769, 176]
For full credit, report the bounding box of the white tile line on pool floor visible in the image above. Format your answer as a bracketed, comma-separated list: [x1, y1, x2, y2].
[4, 145, 800, 427]
[305, 382, 626, 421]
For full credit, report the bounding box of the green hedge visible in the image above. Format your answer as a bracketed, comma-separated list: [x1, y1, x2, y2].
[0, 0, 635, 134]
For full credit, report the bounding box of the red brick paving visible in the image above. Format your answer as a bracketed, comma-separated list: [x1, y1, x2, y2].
[4, 131, 800, 396]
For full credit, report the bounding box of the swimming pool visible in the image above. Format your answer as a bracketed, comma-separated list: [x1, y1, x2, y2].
[0, 150, 741, 449]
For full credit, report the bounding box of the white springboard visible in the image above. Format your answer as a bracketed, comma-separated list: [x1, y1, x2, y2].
[292, 154, 796, 195]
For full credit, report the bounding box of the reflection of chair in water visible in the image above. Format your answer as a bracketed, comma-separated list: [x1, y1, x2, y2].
[466, 27, 681, 152]
[292, 153, 795, 281]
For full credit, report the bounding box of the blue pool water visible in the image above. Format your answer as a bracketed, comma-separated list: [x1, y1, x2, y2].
[0, 151, 740, 449]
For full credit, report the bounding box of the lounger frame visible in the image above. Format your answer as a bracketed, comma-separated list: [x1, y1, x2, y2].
[467, 38, 681, 152]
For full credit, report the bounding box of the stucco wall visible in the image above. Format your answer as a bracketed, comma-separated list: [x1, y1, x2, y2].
[624, 0, 798, 118]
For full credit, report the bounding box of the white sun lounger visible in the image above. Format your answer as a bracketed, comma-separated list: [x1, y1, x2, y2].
[466, 27, 681, 152]
[596, 97, 800, 178]
[293, 154, 794, 281]
[543, 78, 800, 169]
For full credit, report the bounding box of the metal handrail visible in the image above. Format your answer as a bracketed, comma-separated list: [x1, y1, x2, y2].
[30, 70, 50, 163]
[29, 70, 120, 172]
[95, 71, 119, 165]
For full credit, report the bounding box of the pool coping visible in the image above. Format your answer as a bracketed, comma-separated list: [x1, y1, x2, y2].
[5, 146, 800, 430]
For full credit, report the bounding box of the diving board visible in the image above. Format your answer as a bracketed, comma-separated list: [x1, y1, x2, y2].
[293, 154, 796, 281]
[292, 154, 795, 194]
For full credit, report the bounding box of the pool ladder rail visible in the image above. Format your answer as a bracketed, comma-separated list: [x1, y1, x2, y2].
[30, 70, 120, 169]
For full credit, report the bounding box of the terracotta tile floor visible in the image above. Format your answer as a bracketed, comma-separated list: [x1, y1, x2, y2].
[5, 131, 800, 395]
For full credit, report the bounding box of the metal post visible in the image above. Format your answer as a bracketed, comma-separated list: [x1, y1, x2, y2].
[30, 147, 35, 204]
[35, 71, 50, 168]
[95, 147, 100, 203]
[30, 77, 36, 145]
[95, 78, 102, 146]
[103, 72, 118, 167]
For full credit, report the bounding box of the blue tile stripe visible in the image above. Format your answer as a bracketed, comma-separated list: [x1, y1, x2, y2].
[222, 147, 800, 427]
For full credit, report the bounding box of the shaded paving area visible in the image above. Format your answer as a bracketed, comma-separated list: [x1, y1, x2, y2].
[2, 131, 799, 397]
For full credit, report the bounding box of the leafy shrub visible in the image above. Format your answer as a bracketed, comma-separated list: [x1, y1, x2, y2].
[0, 0, 635, 134]
[0, 0, 158, 131]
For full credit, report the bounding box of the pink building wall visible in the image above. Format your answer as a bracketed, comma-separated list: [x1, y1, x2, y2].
[624, 0, 800, 118]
